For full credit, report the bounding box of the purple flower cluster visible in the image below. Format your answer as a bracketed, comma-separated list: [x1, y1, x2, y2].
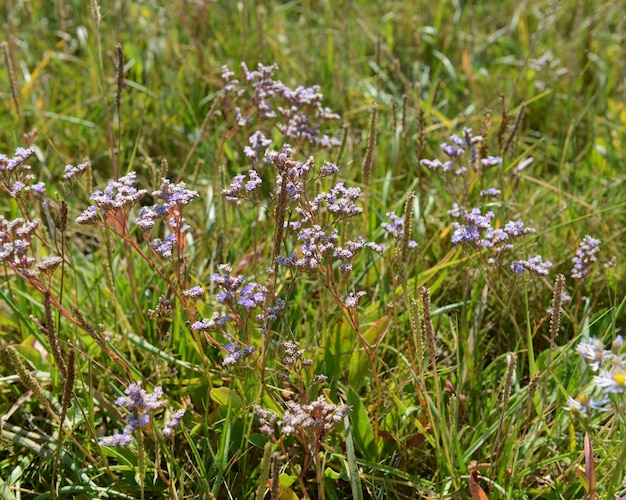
[243, 131, 273, 160]
[382, 213, 417, 248]
[222, 342, 255, 366]
[0, 147, 35, 172]
[345, 290, 367, 309]
[99, 382, 184, 447]
[222, 63, 340, 148]
[238, 282, 267, 309]
[131, 178, 199, 260]
[222, 170, 262, 201]
[182, 285, 205, 300]
[77, 172, 147, 224]
[310, 182, 363, 219]
[422, 130, 551, 274]
[571, 235, 601, 280]
[0, 147, 46, 199]
[510, 256, 552, 276]
[191, 311, 231, 331]
[136, 178, 198, 231]
[255, 395, 350, 437]
[212, 264, 245, 303]
[162, 409, 186, 436]
[282, 341, 309, 366]
[0, 216, 40, 274]
[64, 161, 90, 180]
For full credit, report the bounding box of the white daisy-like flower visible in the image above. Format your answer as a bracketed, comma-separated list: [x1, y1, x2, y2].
[593, 369, 626, 394]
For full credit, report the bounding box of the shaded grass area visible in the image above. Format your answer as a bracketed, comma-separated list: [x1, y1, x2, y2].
[1, 1, 625, 499]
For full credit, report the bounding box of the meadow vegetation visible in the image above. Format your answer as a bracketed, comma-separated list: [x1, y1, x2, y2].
[1, 1, 625, 498]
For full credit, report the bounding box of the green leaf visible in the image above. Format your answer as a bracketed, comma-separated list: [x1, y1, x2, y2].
[14, 339, 51, 371]
[347, 386, 376, 461]
[348, 316, 388, 390]
[210, 387, 243, 409]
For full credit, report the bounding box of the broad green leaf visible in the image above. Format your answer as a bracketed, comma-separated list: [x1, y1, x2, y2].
[348, 316, 388, 389]
[347, 386, 376, 461]
[210, 387, 243, 409]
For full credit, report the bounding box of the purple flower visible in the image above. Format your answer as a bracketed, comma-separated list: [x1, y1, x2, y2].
[162, 409, 186, 436]
[222, 343, 255, 366]
[192, 312, 230, 331]
[150, 234, 177, 259]
[480, 187, 501, 198]
[238, 282, 267, 309]
[0, 147, 35, 172]
[100, 382, 168, 447]
[510, 255, 552, 276]
[480, 156, 503, 168]
[571, 235, 600, 280]
[244, 170, 262, 191]
[182, 285, 205, 300]
[152, 178, 198, 208]
[222, 174, 246, 200]
[420, 158, 453, 172]
[345, 290, 366, 309]
[64, 161, 89, 180]
[244, 131, 272, 159]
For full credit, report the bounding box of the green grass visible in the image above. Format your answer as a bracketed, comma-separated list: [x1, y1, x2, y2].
[1, 1, 625, 499]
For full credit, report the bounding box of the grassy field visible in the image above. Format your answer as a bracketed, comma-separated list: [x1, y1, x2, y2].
[1, 1, 625, 498]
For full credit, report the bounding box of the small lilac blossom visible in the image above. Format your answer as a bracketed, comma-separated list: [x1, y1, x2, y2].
[257, 298, 286, 323]
[99, 432, 133, 447]
[89, 171, 147, 211]
[480, 156, 503, 168]
[503, 220, 536, 237]
[440, 141, 465, 157]
[212, 264, 245, 302]
[9, 181, 27, 197]
[75, 206, 102, 225]
[255, 405, 279, 436]
[278, 396, 351, 436]
[222, 343, 255, 366]
[311, 183, 362, 218]
[162, 409, 186, 436]
[420, 158, 453, 172]
[0, 147, 35, 172]
[238, 282, 267, 309]
[135, 206, 158, 230]
[31, 182, 46, 197]
[345, 290, 367, 309]
[36, 255, 63, 274]
[571, 235, 601, 280]
[64, 161, 89, 180]
[191, 312, 230, 331]
[381, 212, 417, 248]
[152, 178, 198, 208]
[77, 172, 146, 224]
[0, 216, 39, 271]
[222, 174, 246, 200]
[244, 131, 272, 159]
[480, 187, 501, 198]
[319, 161, 339, 177]
[150, 234, 176, 259]
[182, 286, 205, 300]
[244, 170, 262, 191]
[510, 256, 552, 276]
[99, 382, 168, 447]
